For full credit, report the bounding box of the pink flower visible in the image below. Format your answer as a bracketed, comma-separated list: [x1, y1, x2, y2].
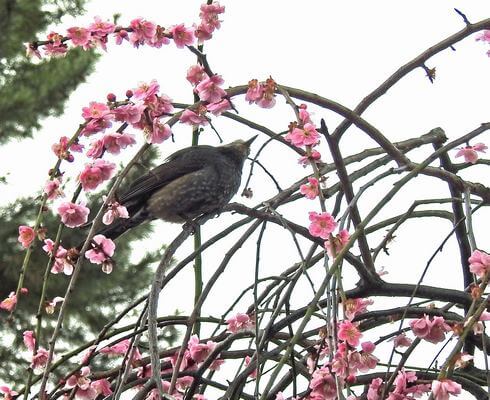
[82, 102, 111, 120]
[0, 386, 18, 400]
[23, 330, 36, 352]
[129, 18, 157, 46]
[367, 378, 382, 400]
[113, 103, 145, 125]
[31, 347, 49, 372]
[103, 200, 129, 225]
[18, 225, 35, 248]
[199, 2, 225, 31]
[392, 333, 412, 348]
[455, 143, 487, 164]
[45, 296, 64, 314]
[343, 297, 373, 321]
[468, 249, 490, 278]
[149, 25, 171, 48]
[85, 234, 115, 265]
[226, 313, 254, 333]
[0, 292, 17, 312]
[52, 136, 79, 161]
[114, 29, 128, 45]
[100, 339, 141, 362]
[102, 132, 136, 154]
[325, 229, 350, 257]
[91, 379, 112, 397]
[476, 30, 490, 43]
[206, 99, 231, 116]
[245, 79, 263, 103]
[410, 315, 451, 344]
[309, 367, 337, 400]
[285, 123, 320, 147]
[300, 177, 319, 199]
[188, 335, 216, 363]
[338, 320, 362, 347]
[88, 16, 116, 37]
[43, 42, 68, 57]
[79, 159, 116, 191]
[186, 64, 206, 85]
[67, 27, 91, 49]
[133, 80, 160, 102]
[299, 103, 312, 124]
[81, 117, 112, 136]
[25, 42, 41, 59]
[146, 119, 172, 144]
[209, 358, 225, 371]
[179, 108, 208, 126]
[57, 202, 90, 228]
[195, 75, 226, 103]
[308, 211, 337, 239]
[244, 356, 257, 378]
[298, 149, 322, 166]
[431, 379, 461, 400]
[44, 178, 63, 200]
[169, 24, 195, 48]
[65, 366, 97, 400]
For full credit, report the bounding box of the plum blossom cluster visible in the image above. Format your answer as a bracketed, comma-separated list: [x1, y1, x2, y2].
[22, 330, 51, 374]
[468, 249, 490, 278]
[26, 3, 225, 58]
[245, 77, 277, 109]
[455, 142, 487, 164]
[64, 366, 112, 400]
[366, 369, 431, 400]
[410, 315, 452, 344]
[184, 64, 231, 122]
[475, 30, 490, 56]
[305, 327, 379, 399]
[226, 312, 255, 333]
[84, 234, 116, 274]
[147, 334, 223, 399]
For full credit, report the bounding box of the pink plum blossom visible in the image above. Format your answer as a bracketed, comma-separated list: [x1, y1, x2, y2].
[91, 379, 112, 397]
[300, 177, 319, 199]
[0, 386, 18, 400]
[44, 178, 63, 200]
[298, 149, 322, 166]
[338, 320, 362, 347]
[31, 347, 49, 372]
[179, 108, 209, 126]
[410, 315, 451, 344]
[308, 211, 337, 239]
[79, 159, 116, 191]
[52, 136, 81, 161]
[113, 103, 145, 125]
[186, 64, 206, 85]
[45, 296, 64, 314]
[206, 99, 231, 116]
[85, 234, 115, 265]
[325, 229, 350, 257]
[82, 101, 111, 120]
[23, 330, 36, 352]
[309, 367, 337, 400]
[100, 339, 142, 362]
[88, 16, 116, 37]
[133, 80, 160, 102]
[195, 75, 226, 103]
[103, 200, 129, 225]
[244, 356, 257, 378]
[476, 30, 490, 56]
[455, 143, 487, 164]
[285, 123, 320, 147]
[226, 313, 254, 333]
[170, 24, 195, 48]
[25, 43, 41, 59]
[102, 132, 136, 154]
[188, 335, 216, 363]
[199, 2, 225, 31]
[245, 79, 263, 103]
[57, 202, 89, 228]
[392, 333, 413, 348]
[468, 249, 490, 278]
[129, 18, 157, 47]
[18, 225, 35, 248]
[146, 119, 172, 144]
[431, 379, 461, 400]
[343, 297, 373, 321]
[66, 27, 91, 49]
[0, 292, 17, 312]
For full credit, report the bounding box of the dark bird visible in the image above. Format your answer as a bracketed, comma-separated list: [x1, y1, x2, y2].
[95, 136, 257, 241]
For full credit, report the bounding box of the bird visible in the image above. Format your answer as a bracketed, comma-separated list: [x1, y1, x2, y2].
[94, 136, 257, 241]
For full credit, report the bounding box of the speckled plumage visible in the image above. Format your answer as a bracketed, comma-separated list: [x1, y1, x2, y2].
[98, 137, 256, 240]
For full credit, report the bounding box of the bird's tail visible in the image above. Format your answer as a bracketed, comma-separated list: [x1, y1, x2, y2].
[76, 209, 150, 251]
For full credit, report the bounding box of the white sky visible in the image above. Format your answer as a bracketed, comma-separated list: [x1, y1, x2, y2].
[1, 1, 489, 398]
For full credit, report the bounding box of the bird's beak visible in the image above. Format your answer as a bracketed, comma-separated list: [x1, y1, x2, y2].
[245, 135, 258, 147]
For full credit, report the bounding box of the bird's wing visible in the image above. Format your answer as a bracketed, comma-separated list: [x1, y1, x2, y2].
[118, 145, 217, 205]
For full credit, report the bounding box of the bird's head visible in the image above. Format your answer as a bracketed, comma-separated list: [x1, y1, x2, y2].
[221, 135, 258, 160]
